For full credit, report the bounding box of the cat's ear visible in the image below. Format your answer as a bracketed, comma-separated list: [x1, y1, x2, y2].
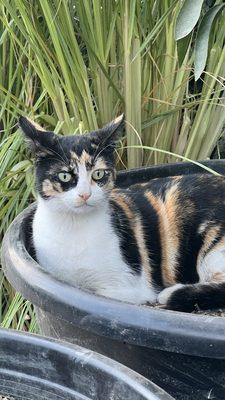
[91, 114, 125, 148]
[19, 116, 57, 155]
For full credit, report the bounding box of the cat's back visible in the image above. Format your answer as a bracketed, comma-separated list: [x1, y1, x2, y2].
[111, 173, 225, 211]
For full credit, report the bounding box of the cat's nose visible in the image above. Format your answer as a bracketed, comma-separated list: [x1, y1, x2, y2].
[79, 193, 91, 202]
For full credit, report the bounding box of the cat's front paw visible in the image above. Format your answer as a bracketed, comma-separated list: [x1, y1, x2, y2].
[157, 284, 184, 305]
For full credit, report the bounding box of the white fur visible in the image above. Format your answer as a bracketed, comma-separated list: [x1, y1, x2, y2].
[198, 247, 225, 283]
[33, 196, 158, 304]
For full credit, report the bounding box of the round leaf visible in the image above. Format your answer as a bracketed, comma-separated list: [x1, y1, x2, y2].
[194, 4, 225, 81]
[175, 0, 204, 40]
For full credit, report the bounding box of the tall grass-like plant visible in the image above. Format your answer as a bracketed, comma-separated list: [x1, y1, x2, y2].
[2, 1, 225, 165]
[0, 0, 225, 330]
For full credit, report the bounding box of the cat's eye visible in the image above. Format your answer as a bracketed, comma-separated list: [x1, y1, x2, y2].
[92, 169, 106, 181]
[58, 172, 72, 183]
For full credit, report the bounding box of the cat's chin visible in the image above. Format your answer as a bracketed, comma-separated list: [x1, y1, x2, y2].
[72, 203, 95, 214]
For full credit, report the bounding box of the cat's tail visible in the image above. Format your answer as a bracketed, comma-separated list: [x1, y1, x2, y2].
[160, 282, 225, 312]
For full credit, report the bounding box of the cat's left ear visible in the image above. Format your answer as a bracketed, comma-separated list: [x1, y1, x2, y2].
[91, 114, 125, 147]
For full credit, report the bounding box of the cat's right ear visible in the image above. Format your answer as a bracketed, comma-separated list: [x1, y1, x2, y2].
[19, 116, 56, 155]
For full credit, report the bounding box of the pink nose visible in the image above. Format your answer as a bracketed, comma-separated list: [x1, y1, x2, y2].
[79, 193, 91, 202]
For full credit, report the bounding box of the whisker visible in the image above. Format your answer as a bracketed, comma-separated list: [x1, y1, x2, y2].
[55, 136, 70, 165]
[36, 156, 67, 165]
[44, 145, 69, 166]
[93, 142, 115, 161]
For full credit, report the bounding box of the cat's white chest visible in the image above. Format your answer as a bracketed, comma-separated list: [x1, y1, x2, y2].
[32, 200, 157, 304]
[33, 203, 121, 283]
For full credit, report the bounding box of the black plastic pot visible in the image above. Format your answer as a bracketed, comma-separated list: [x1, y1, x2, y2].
[2, 160, 225, 400]
[0, 328, 172, 400]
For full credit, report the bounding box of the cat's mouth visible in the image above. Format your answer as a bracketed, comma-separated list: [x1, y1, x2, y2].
[72, 203, 95, 213]
[75, 203, 93, 209]
[57, 199, 96, 215]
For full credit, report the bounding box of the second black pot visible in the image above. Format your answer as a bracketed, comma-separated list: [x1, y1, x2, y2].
[0, 328, 171, 399]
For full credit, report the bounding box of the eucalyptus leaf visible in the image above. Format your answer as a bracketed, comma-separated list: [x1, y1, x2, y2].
[194, 4, 225, 80]
[175, 0, 204, 40]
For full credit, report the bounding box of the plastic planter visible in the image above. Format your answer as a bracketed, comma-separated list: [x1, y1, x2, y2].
[0, 328, 172, 399]
[2, 160, 225, 400]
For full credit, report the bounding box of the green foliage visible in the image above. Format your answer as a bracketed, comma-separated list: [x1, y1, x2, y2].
[0, 0, 225, 331]
[176, 0, 225, 80]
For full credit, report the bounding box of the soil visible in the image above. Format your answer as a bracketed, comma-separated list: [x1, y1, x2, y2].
[144, 302, 225, 317]
[195, 309, 225, 317]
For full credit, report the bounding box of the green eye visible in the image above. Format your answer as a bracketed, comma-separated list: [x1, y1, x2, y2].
[92, 169, 106, 181]
[58, 172, 72, 183]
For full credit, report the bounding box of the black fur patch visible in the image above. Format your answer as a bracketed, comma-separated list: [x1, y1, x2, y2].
[128, 190, 163, 289]
[110, 199, 142, 274]
[166, 283, 225, 312]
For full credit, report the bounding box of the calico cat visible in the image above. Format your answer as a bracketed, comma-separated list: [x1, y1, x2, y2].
[19, 115, 225, 312]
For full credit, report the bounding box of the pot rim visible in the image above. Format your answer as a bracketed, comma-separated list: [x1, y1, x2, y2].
[2, 202, 225, 360]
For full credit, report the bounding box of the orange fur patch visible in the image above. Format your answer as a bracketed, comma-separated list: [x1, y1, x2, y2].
[71, 150, 92, 165]
[94, 157, 107, 170]
[211, 272, 225, 283]
[42, 179, 62, 197]
[145, 184, 180, 286]
[200, 225, 221, 257]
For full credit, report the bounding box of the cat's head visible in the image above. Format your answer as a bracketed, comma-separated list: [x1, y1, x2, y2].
[19, 115, 124, 214]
